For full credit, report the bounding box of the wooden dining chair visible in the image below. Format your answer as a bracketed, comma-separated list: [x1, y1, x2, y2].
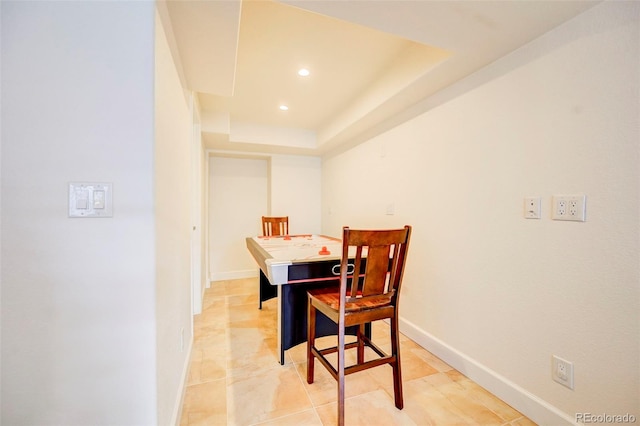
[261, 216, 289, 236]
[306, 225, 412, 426]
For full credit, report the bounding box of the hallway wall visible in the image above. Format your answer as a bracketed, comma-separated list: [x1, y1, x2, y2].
[1, 2, 158, 424]
[155, 9, 196, 425]
[321, 2, 639, 423]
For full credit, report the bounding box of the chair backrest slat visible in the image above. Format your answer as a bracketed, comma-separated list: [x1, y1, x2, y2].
[262, 216, 289, 236]
[350, 246, 364, 298]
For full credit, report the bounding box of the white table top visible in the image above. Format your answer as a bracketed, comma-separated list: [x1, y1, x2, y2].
[250, 234, 343, 262]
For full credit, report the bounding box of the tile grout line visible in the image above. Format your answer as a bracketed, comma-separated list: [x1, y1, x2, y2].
[290, 354, 325, 423]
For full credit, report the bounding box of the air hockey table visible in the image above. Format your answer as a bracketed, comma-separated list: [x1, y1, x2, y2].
[245, 234, 370, 364]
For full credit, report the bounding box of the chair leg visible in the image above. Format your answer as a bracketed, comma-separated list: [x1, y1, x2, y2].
[356, 323, 365, 364]
[306, 301, 316, 384]
[337, 319, 346, 426]
[390, 315, 404, 409]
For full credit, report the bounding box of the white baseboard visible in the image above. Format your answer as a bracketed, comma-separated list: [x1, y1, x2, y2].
[399, 317, 576, 426]
[210, 269, 258, 282]
[171, 338, 194, 426]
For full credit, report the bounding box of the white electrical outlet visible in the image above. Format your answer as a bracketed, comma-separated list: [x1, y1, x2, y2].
[552, 355, 574, 389]
[386, 203, 395, 215]
[552, 195, 586, 222]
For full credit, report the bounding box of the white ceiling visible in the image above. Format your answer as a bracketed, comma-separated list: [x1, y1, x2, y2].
[158, 0, 599, 157]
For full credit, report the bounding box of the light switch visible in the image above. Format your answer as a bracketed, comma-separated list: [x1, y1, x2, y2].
[93, 190, 105, 209]
[69, 182, 113, 218]
[76, 196, 88, 209]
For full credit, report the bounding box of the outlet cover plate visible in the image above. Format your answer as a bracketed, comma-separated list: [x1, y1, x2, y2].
[524, 196, 541, 219]
[552, 355, 574, 389]
[69, 182, 113, 218]
[552, 195, 586, 222]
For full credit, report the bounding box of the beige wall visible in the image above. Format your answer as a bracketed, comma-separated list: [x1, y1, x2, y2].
[270, 155, 322, 235]
[1, 3, 197, 424]
[208, 153, 321, 280]
[1, 2, 158, 424]
[155, 10, 195, 425]
[209, 156, 269, 279]
[322, 2, 639, 423]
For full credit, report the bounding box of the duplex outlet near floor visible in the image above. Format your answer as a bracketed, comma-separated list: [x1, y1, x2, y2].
[552, 355, 574, 389]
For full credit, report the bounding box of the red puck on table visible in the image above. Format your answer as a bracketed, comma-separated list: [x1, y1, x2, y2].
[284, 235, 291, 240]
[318, 246, 331, 255]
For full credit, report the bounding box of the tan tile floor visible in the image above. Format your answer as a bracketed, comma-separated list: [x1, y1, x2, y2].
[180, 278, 537, 426]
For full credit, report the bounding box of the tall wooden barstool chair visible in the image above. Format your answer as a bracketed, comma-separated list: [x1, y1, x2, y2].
[261, 216, 289, 236]
[306, 225, 412, 426]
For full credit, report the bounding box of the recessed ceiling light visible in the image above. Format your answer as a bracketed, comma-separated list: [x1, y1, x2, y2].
[279, 105, 289, 111]
[298, 68, 310, 77]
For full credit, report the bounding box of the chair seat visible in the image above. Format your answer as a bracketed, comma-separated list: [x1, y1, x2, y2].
[308, 287, 394, 312]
